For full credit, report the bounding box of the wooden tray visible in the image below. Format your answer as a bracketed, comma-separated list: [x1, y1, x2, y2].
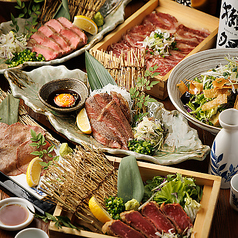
[49, 156, 221, 238]
[92, 0, 219, 100]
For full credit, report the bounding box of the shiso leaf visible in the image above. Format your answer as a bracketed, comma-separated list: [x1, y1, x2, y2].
[117, 155, 144, 203]
[85, 51, 117, 91]
[0, 94, 19, 125]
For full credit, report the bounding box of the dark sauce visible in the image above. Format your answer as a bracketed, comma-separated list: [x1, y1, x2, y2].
[47, 89, 81, 108]
[0, 204, 29, 226]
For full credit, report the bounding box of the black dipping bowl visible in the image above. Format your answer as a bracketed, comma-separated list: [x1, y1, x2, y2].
[38, 78, 89, 114]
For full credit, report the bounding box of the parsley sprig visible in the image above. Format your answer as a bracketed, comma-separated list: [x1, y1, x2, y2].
[30, 129, 59, 169]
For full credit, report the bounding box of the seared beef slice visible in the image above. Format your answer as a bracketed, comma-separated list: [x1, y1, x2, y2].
[142, 202, 176, 234]
[85, 92, 133, 149]
[161, 203, 193, 235]
[102, 220, 145, 238]
[120, 210, 158, 238]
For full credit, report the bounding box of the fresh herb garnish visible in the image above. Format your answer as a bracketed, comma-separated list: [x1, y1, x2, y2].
[29, 129, 59, 169]
[11, 0, 44, 36]
[34, 212, 80, 230]
[130, 65, 160, 124]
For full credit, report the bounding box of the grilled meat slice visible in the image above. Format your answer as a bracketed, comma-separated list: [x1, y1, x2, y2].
[85, 95, 123, 149]
[141, 202, 176, 234]
[120, 211, 158, 238]
[30, 31, 64, 54]
[38, 25, 73, 54]
[45, 19, 84, 50]
[57, 17, 87, 45]
[110, 91, 131, 123]
[94, 93, 133, 139]
[102, 220, 146, 238]
[0, 123, 45, 176]
[85, 93, 133, 150]
[29, 44, 61, 61]
[161, 203, 193, 235]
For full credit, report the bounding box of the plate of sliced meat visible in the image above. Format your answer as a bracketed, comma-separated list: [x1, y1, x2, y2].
[5, 65, 210, 165]
[0, 121, 59, 200]
[0, 0, 131, 73]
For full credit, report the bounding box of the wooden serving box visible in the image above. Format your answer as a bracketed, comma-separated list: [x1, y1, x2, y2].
[49, 157, 221, 238]
[92, 0, 219, 100]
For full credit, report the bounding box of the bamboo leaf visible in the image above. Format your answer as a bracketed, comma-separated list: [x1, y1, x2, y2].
[117, 155, 144, 203]
[85, 51, 117, 91]
[53, 0, 70, 20]
[0, 94, 19, 125]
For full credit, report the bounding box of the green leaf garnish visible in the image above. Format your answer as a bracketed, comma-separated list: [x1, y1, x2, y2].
[85, 51, 117, 91]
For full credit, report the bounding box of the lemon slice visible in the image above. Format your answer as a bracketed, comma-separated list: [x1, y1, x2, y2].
[88, 196, 112, 223]
[26, 157, 43, 187]
[76, 108, 92, 134]
[73, 15, 98, 35]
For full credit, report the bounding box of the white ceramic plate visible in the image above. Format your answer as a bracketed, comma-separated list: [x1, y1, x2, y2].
[5, 65, 210, 165]
[0, 0, 131, 73]
[0, 197, 34, 231]
[167, 48, 238, 135]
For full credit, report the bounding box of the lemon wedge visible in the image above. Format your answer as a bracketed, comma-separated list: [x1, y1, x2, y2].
[26, 157, 43, 187]
[88, 196, 112, 223]
[73, 15, 98, 35]
[76, 108, 92, 134]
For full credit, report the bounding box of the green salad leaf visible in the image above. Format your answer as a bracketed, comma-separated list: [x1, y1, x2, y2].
[143, 173, 202, 208]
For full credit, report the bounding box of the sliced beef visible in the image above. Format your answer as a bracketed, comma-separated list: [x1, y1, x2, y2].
[38, 25, 73, 54]
[161, 203, 193, 235]
[30, 31, 63, 55]
[45, 19, 84, 50]
[120, 211, 158, 238]
[30, 44, 61, 61]
[107, 11, 210, 77]
[111, 91, 131, 123]
[102, 220, 145, 238]
[141, 202, 176, 234]
[0, 122, 54, 176]
[85, 95, 123, 149]
[94, 93, 133, 139]
[85, 92, 133, 150]
[57, 17, 88, 45]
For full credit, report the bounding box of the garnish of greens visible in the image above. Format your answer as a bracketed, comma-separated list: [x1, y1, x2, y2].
[140, 29, 177, 56]
[143, 173, 202, 222]
[129, 65, 159, 123]
[128, 117, 164, 155]
[105, 196, 125, 220]
[128, 65, 162, 155]
[181, 56, 238, 126]
[5, 49, 45, 68]
[11, 0, 44, 36]
[0, 0, 45, 67]
[30, 129, 59, 170]
[33, 211, 80, 230]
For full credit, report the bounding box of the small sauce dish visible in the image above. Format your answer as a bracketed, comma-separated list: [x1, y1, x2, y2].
[0, 197, 35, 231]
[38, 78, 89, 114]
[15, 228, 49, 238]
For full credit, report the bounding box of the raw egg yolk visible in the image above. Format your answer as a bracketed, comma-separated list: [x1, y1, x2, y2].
[54, 93, 76, 107]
